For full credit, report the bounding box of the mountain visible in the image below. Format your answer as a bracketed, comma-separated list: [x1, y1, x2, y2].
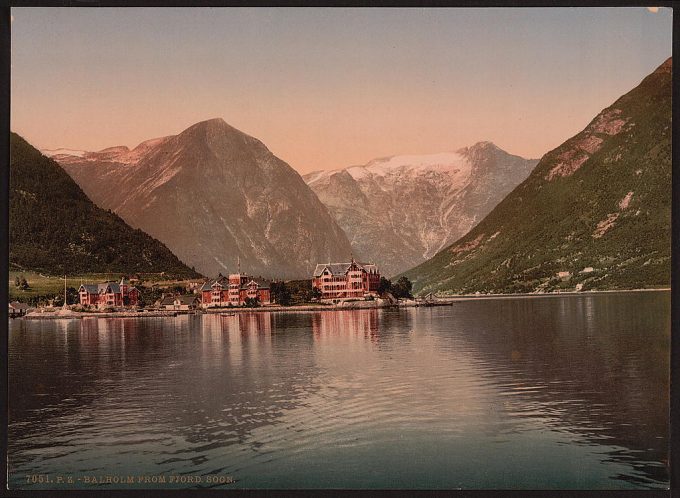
[9, 133, 199, 278]
[50, 118, 354, 279]
[401, 57, 672, 295]
[304, 144, 537, 276]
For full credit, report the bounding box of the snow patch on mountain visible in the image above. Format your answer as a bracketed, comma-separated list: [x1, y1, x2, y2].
[305, 142, 538, 276]
[347, 152, 471, 179]
[42, 148, 87, 158]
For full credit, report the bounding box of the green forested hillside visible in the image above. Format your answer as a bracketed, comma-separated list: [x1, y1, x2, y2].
[402, 57, 671, 295]
[9, 133, 200, 278]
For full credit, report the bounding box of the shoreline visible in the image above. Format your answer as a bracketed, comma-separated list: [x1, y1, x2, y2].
[15, 288, 670, 320]
[22, 310, 179, 320]
[436, 287, 671, 302]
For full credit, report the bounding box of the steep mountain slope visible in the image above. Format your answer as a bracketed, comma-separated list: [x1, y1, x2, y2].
[401, 57, 672, 295]
[9, 133, 199, 278]
[304, 144, 537, 276]
[51, 118, 354, 279]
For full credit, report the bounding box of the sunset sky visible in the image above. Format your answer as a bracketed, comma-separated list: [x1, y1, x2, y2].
[11, 7, 672, 173]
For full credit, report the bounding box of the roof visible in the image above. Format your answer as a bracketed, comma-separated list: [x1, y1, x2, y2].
[209, 274, 231, 287]
[160, 296, 176, 306]
[9, 301, 30, 310]
[175, 295, 200, 305]
[312, 261, 379, 277]
[313, 263, 350, 277]
[246, 278, 270, 289]
[80, 284, 99, 293]
[106, 283, 121, 294]
[161, 294, 199, 305]
[80, 282, 136, 294]
[198, 274, 233, 291]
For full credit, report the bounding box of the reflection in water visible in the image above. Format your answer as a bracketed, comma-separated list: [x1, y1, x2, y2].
[421, 294, 669, 488]
[8, 293, 670, 489]
[311, 309, 381, 343]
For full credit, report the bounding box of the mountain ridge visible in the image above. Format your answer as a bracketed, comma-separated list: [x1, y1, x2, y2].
[304, 142, 538, 276]
[10, 132, 199, 278]
[51, 118, 355, 279]
[400, 57, 672, 294]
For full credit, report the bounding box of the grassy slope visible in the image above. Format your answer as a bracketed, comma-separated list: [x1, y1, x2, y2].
[402, 58, 671, 295]
[8, 271, 205, 302]
[10, 133, 201, 280]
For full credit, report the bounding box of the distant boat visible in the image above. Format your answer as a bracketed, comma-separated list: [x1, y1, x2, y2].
[416, 293, 453, 307]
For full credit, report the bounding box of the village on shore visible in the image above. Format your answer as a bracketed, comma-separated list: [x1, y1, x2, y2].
[9, 258, 446, 319]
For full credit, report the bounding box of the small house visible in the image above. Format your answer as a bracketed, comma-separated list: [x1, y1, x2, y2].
[161, 294, 201, 311]
[8, 301, 30, 317]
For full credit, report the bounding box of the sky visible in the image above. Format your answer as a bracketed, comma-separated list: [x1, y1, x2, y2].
[10, 7, 672, 173]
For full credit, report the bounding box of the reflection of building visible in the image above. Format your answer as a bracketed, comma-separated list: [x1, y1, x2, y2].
[198, 313, 273, 367]
[78, 277, 139, 308]
[311, 309, 380, 343]
[312, 259, 380, 301]
[200, 273, 271, 307]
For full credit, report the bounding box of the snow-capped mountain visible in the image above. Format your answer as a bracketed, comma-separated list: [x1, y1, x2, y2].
[49, 118, 354, 279]
[304, 143, 538, 277]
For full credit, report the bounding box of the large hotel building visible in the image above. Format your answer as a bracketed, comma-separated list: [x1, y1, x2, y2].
[200, 273, 271, 307]
[312, 259, 380, 301]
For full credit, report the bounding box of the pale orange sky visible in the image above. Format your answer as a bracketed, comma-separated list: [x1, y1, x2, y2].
[11, 7, 672, 173]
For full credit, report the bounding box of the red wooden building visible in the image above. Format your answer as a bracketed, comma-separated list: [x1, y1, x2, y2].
[78, 277, 139, 308]
[312, 259, 380, 301]
[200, 273, 271, 307]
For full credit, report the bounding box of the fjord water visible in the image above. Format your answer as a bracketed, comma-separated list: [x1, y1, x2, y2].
[8, 292, 669, 489]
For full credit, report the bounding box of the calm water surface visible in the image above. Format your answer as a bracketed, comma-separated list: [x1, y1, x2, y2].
[8, 292, 670, 489]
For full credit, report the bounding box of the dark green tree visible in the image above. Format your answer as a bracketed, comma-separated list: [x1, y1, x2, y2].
[391, 276, 413, 299]
[270, 281, 292, 306]
[138, 285, 163, 308]
[66, 286, 79, 304]
[244, 296, 260, 308]
[377, 277, 392, 295]
[310, 287, 322, 301]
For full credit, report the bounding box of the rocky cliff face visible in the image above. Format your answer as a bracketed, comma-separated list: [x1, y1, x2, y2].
[11, 133, 198, 278]
[51, 118, 354, 279]
[401, 57, 672, 294]
[304, 144, 537, 276]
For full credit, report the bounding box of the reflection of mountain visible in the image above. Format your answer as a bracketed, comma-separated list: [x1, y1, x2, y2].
[8, 297, 668, 488]
[415, 293, 669, 487]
